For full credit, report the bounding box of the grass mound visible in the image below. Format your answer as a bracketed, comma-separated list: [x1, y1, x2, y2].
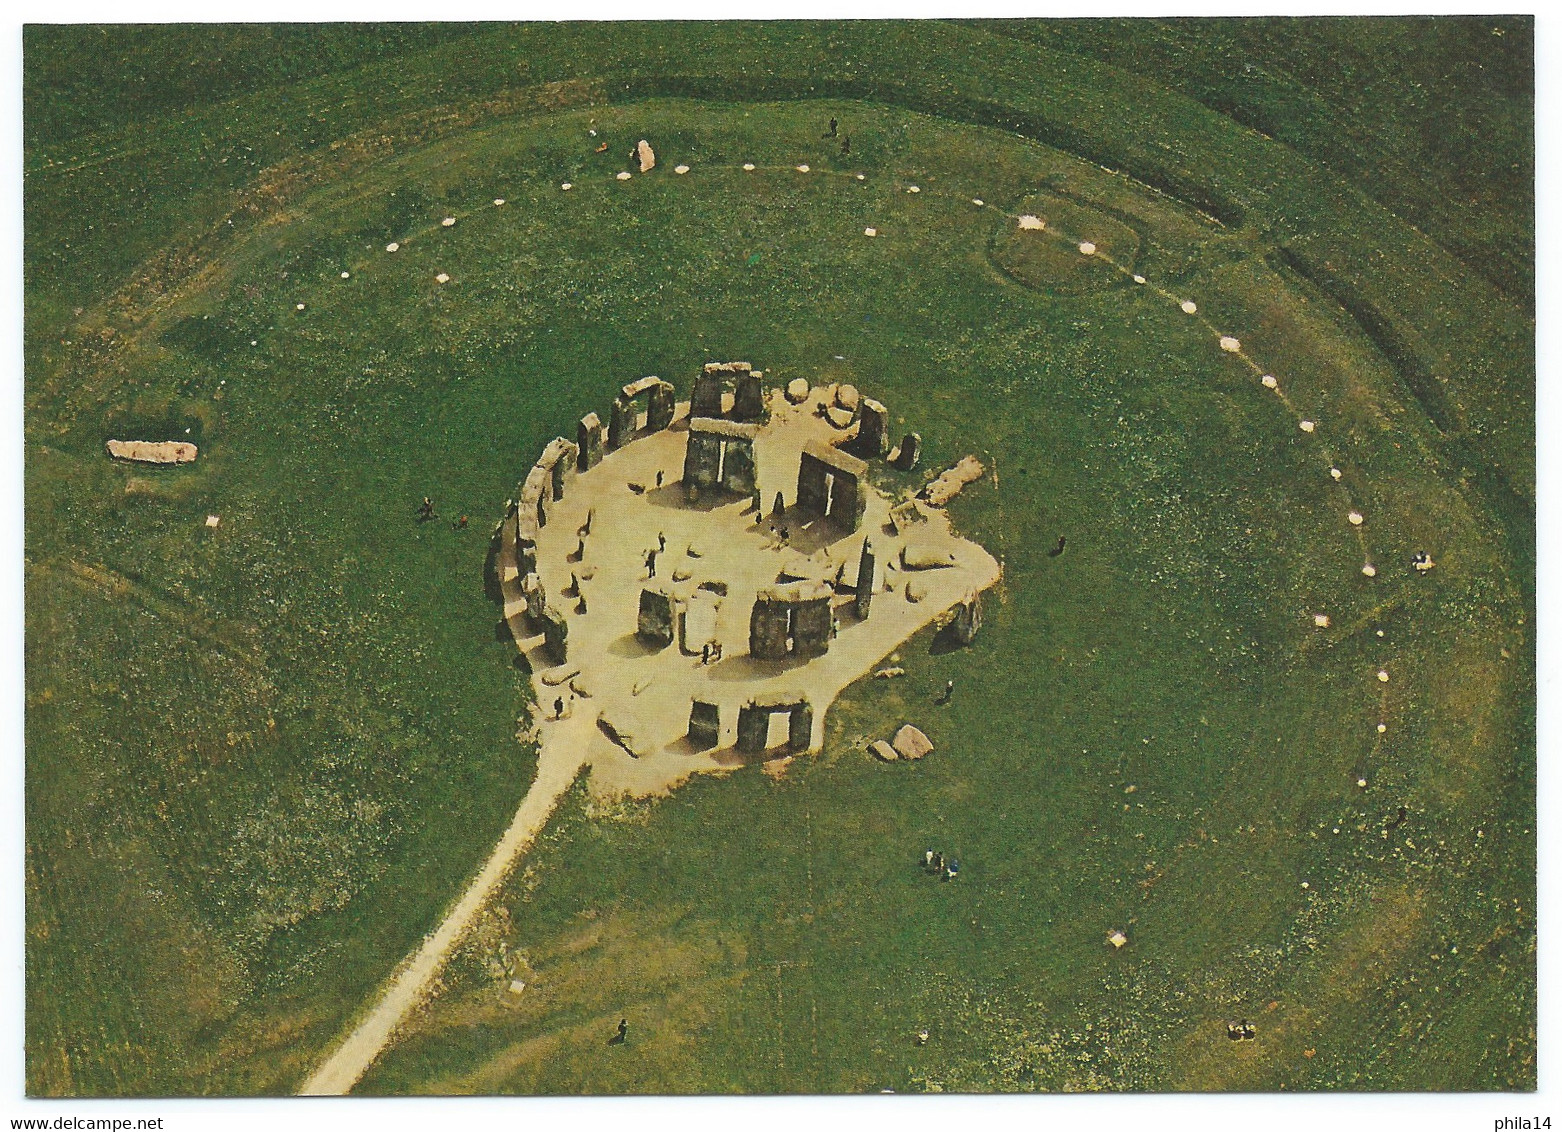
[988, 192, 1142, 295]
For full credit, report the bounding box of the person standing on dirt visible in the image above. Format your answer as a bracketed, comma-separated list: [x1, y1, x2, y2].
[645, 548, 658, 578]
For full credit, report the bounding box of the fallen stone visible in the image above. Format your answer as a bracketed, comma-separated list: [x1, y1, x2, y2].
[686, 542, 704, 558]
[570, 675, 594, 698]
[922, 456, 984, 506]
[901, 544, 957, 570]
[826, 406, 855, 429]
[777, 551, 831, 583]
[892, 724, 933, 760]
[835, 384, 860, 411]
[598, 707, 652, 758]
[578, 566, 598, 582]
[671, 567, 692, 582]
[106, 439, 197, 464]
[870, 740, 900, 762]
[637, 139, 656, 173]
[786, 378, 810, 403]
[874, 666, 906, 679]
[905, 581, 927, 603]
[541, 665, 581, 687]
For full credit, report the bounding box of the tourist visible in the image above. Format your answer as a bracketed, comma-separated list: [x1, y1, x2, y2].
[417, 497, 436, 522]
[656, 471, 665, 488]
[646, 548, 658, 578]
[827, 117, 838, 137]
[554, 696, 565, 719]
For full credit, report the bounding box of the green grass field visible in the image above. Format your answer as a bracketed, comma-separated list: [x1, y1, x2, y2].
[24, 20, 1533, 1095]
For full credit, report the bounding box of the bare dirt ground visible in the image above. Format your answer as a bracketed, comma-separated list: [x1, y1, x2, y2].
[298, 383, 999, 1094]
[510, 386, 1000, 799]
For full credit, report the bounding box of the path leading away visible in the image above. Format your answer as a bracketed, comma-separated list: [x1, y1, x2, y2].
[297, 725, 590, 1096]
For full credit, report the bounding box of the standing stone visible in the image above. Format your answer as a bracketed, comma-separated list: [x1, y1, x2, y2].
[683, 429, 723, 499]
[894, 431, 922, 472]
[578, 412, 604, 471]
[688, 701, 721, 750]
[637, 139, 656, 173]
[854, 539, 876, 620]
[540, 605, 569, 664]
[749, 595, 792, 660]
[720, 436, 756, 496]
[515, 532, 537, 577]
[607, 396, 632, 450]
[647, 381, 675, 431]
[522, 572, 547, 621]
[637, 587, 676, 649]
[857, 398, 890, 458]
[692, 370, 725, 417]
[952, 591, 983, 645]
[736, 703, 770, 754]
[792, 592, 833, 658]
[733, 369, 767, 422]
[787, 700, 814, 752]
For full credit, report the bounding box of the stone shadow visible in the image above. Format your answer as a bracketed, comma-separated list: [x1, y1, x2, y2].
[608, 632, 665, 659]
[704, 652, 816, 682]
